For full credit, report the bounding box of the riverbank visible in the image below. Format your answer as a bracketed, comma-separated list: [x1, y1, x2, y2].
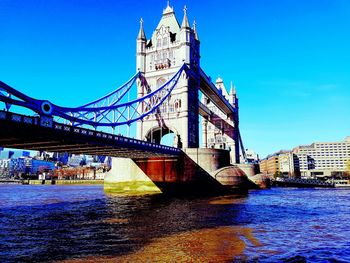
[272, 177, 334, 188]
[22, 179, 104, 185]
[0, 179, 22, 184]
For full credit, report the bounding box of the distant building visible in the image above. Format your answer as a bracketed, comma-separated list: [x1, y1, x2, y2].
[261, 136, 350, 178]
[259, 159, 268, 173]
[292, 136, 350, 178]
[68, 155, 87, 167]
[0, 159, 10, 177]
[0, 158, 26, 177]
[0, 157, 55, 178]
[30, 159, 55, 174]
[260, 155, 280, 175]
[278, 153, 300, 177]
[245, 149, 259, 163]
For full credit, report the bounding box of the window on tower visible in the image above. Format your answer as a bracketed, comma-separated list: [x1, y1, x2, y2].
[170, 32, 176, 42]
[163, 37, 168, 47]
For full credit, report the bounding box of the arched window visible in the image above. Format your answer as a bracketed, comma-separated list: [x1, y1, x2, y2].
[156, 78, 167, 88]
[174, 99, 181, 112]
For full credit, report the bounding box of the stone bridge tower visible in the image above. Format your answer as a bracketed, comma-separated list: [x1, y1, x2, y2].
[136, 4, 200, 148]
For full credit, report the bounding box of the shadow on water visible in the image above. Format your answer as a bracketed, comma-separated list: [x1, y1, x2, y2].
[0, 184, 259, 262]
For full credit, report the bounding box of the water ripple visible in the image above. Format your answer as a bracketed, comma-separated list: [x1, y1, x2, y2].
[0, 185, 349, 262]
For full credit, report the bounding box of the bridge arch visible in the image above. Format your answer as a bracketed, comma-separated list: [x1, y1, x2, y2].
[145, 125, 182, 148]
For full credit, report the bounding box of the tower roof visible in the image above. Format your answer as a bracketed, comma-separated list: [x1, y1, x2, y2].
[137, 18, 146, 40]
[215, 77, 230, 98]
[181, 6, 190, 29]
[150, 3, 181, 46]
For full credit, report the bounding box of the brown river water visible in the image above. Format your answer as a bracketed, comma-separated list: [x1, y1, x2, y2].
[0, 185, 349, 262]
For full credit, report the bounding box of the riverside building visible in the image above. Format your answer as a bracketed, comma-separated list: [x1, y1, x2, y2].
[260, 137, 350, 178]
[292, 136, 350, 178]
[259, 155, 280, 176]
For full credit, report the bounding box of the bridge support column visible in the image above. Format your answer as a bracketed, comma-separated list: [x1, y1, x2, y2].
[203, 119, 208, 148]
[104, 158, 162, 194]
[104, 148, 250, 196]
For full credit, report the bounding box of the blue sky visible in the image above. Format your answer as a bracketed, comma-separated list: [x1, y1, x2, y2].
[1, 0, 350, 158]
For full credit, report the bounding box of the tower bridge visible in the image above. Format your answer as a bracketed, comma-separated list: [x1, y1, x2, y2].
[0, 3, 249, 195]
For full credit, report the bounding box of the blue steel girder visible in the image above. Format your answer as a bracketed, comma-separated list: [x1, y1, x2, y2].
[0, 64, 187, 129]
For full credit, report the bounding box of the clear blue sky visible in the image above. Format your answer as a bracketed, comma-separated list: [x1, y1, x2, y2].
[1, 0, 350, 158]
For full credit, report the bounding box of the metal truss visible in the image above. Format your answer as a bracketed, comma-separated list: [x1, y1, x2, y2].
[0, 64, 187, 129]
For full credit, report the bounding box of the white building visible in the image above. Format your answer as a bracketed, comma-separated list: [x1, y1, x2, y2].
[279, 153, 299, 177]
[0, 159, 10, 177]
[292, 136, 350, 177]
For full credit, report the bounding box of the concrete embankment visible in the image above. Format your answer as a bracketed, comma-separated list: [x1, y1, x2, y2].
[273, 177, 334, 188]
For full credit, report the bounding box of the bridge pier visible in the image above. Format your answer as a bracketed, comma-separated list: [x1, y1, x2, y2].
[104, 158, 162, 195]
[104, 148, 249, 196]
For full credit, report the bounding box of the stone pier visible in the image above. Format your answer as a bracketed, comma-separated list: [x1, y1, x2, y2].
[104, 148, 249, 195]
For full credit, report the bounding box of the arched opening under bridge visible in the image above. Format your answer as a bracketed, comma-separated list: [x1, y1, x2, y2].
[145, 127, 182, 149]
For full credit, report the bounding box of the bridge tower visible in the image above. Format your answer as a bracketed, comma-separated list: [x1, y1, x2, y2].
[202, 80, 240, 164]
[136, 4, 200, 148]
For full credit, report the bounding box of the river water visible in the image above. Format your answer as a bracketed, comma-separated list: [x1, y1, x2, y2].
[0, 185, 349, 262]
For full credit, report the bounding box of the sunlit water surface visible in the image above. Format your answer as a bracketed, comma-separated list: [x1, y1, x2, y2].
[0, 185, 349, 262]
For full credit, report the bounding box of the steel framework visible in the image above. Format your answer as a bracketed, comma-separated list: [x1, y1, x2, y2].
[0, 64, 187, 129]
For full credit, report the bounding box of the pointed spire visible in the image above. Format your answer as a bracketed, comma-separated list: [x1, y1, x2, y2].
[181, 5, 190, 29]
[193, 20, 199, 40]
[163, 0, 174, 15]
[137, 18, 146, 40]
[230, 81, 236, 95]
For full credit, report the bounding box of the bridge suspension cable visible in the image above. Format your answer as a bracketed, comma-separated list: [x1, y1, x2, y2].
[0, 64, 187, 129]
[78, 71, 140, 108]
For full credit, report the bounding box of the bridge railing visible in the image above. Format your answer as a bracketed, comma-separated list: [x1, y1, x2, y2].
[0, 110, 182, 155]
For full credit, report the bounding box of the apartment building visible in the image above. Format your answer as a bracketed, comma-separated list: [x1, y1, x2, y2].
[260, 155, 280, 175]
[292, 136, 350, 177]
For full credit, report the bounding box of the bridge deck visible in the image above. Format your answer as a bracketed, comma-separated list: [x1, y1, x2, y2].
[0, 111, 181, 158]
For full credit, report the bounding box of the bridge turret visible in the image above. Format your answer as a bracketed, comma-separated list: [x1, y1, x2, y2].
[229, 82, 239, 129]
[229, 82, 238, 107]
[180, 6, 191, 64]
[136, 18, 147, 73]
[193, 20, 199, 41]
